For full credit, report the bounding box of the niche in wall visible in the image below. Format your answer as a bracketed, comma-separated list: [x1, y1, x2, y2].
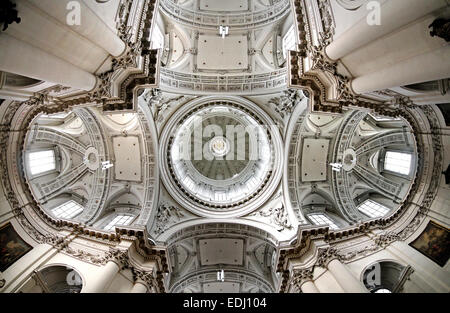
[362, 261, 414, 293]
[409, 221, 450, 267]
[19, 265, 83, 293]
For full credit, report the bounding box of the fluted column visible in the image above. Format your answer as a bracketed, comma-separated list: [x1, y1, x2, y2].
[81, 260, 120, 293]
[351, 46, 450, 94]
[130, 279, 149, 293]
[325, 0, 447, 61]
[327, 259, 368, 293]
[0, 34, 97, 91]
[27, 0, 126, 57]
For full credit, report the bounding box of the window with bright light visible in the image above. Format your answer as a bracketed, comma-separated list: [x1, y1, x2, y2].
[282, 26, 296, 59]
[28, 150, 56, 175]
[369, 113, 401, 122]
[384, 151, 412, 175]
[358, 199, 390, 218]
[52, 200, 83, 219]
[151, 26, 165, 49]
[40, 112, 70, 119]
[308, 213, 339, 230]
[103, 214, 134, 231]
[374, 288, 392, 293]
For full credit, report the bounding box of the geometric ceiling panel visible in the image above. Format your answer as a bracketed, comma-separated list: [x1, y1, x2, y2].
[203, 282, 240, 293]
[199, 0, 248, 12]
[301, 138, 329, 182]
[199, 238, 244, 266]
[197, 35, 248, 70]
[112, 136, 141, 182]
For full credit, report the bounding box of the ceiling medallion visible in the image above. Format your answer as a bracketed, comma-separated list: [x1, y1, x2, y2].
[160, 96, 283, 218]
[209, 136, 231, 158]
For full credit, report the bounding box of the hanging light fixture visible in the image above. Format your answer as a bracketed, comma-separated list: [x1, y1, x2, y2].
[101, 161, 114, 170]
[217, 269, 225, 282]
[219, 25, 229, 38]
[329, 162, 343, 172]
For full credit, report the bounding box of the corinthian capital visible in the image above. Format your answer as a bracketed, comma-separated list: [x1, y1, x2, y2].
[316, 247, 342, 268]
[132, 268, 156, 291]
[291, 268, 314, 290]
[104, 248, 130, 269]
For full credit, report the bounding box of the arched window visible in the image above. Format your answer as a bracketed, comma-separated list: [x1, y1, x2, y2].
[28, 150, 56, 175]
[357, 199, 390, 218]
[384, 151, 412, 176]
[51, 200, 84, 219]
[40, 112, 71, 119]
[103, 214, 134, 231]
[308, 213, 339, 230]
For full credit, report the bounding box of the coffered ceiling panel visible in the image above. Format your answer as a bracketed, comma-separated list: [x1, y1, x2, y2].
[112, 136, 141, 182]
[301, 138, 329, 182]
[199, 0, 249, 12]
[203, 282, 240, 293]
[199, 238, 244, 266]
[197, 35, 248, 70]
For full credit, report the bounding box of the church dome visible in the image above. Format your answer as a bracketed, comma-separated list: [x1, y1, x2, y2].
[160, 96, 283, 217]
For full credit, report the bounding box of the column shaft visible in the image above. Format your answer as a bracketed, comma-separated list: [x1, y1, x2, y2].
[131, 280, 149, 293]
[81, 261, 119, 293]
[0, 34, 97, 91]
[351, 46, 450, 94]
[300, 280, 320, 293]
[28, 0, 125, 57]
[327, 259, 368, 293]
[326, 0, 447, 60]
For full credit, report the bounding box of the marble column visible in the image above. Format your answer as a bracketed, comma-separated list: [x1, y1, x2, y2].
[81, 260, 120, 293]
[27, 0, 126, 57]
[325, 0, 447, 61]
[0, 34, 97, 91]
[130, 279, 149, 293]
[351, 46, 450, 94]
[327, 259, 368, 293]
[300, 280, 320, 293]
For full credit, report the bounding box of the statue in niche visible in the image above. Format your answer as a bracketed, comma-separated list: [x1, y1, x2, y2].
[429, 18, 450, 42]
[0, 0, 21, 31]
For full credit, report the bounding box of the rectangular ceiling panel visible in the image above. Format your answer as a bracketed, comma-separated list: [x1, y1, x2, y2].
[197, 35, 248, 71]
[301, 138, 329, 182]
[199, 238, 244, 265]
[112, 136, 141, 182]
[199, 0, 248, 12]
